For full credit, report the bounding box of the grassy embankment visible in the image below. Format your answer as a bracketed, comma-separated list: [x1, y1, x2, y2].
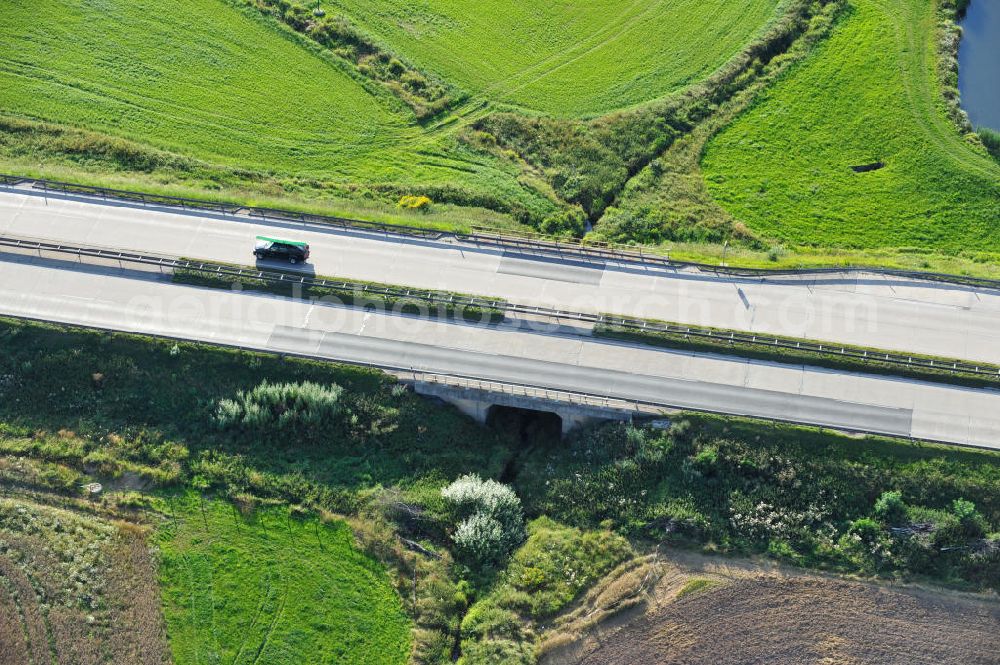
[1, 317, 999, 663]
[0, 0, 553, 228]
[700, 0, 1000, 259]
[516, 417, 1000, 591]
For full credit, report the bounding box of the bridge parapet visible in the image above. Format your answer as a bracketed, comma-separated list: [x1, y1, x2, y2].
[404, 374, 661, 436]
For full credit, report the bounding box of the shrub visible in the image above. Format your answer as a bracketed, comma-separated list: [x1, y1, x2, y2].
[849, 517, 884, 543]
[952, 498, 987, 540]
[453, 513, 508, 567]
[442, 474, 525, 569]
[397, 194, 432, 210]
[539, 207, 587, 238]
[214, 380, 344, 439]
[874, 490, 908, 525]
[978, 128, 1000, 161]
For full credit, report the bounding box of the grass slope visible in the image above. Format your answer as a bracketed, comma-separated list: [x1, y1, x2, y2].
[0, 0, 408, 176]
[327, 0, 783, 116]
[701, 0, 1000, 254]
[158, 496, 410, 665]
[0, 0, 541, 209]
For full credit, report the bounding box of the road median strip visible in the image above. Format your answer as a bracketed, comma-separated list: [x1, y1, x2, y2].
[1, 234, 995, 390]
[171, 261, 507, 324]
[594, 315, 1000, 390]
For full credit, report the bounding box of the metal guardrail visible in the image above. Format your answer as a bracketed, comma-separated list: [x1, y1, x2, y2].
[408, 371, 657, 413]
[596, 316, 1000, 379]
[245, 206, 444, 240]
[0, 235, 507, 313]
[459, 227, 674, 267]
[6, 173, 1000, 289]
[467, 225, 1000, 289]
[10, 175, 447, 240]
[3, 233, 999, 381]
[28, 177, 242, 214]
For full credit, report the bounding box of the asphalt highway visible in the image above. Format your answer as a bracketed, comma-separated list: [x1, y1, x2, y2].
[3, 188, 1000, 364]
[1, 254, 998, 449]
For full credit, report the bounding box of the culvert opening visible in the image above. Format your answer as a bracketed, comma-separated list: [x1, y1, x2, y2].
[487, 405, 563, 482]
[850, 161, 885, 173]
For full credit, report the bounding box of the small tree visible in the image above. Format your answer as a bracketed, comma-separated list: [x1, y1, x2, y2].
[873, 490, 908, 526]
[951, 498, 986, 539]
[539, 207, 587, 238]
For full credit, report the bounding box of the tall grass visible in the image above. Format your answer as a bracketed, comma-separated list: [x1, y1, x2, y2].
[215, 380, 345, 438]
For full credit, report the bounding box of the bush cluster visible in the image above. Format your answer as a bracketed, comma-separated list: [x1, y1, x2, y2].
[442, 474, 525, 570]
[538, 207, 587, 238]
[398, 194, 433, 211]
[214, 380, 344, 440]
[247, 0, 452, 118]
[979, 128, 1000, 161]
[935, 0, 975, 135]
[515, 418, 1000, 590]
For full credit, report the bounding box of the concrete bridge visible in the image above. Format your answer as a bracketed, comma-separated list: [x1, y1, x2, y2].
[405, 374, 663, 436]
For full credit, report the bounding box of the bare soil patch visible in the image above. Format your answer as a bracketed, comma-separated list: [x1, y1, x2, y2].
[544, 552, 1000, 665]
[0, 495, 168, 665]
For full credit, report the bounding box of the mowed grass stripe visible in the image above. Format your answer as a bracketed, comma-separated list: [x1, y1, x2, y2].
[701, 0, 1000, 253]
[326, 0, 784, 116]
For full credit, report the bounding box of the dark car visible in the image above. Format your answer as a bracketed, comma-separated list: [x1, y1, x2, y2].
[253, 236, 310, 264]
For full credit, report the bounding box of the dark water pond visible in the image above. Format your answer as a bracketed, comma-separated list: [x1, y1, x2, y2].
[958, 0, 1000, 130]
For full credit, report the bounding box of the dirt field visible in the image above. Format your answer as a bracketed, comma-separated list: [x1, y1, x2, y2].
[0, 494, 168, 665]
[543, 553, 1000, 665]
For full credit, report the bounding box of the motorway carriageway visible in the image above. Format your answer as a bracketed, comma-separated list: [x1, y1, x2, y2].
[2, 188, 1000, 365]
[1, 253, 999, 449]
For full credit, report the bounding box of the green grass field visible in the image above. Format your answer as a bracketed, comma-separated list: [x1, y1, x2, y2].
[0, 0, 544, 213]
[0, 0, 406, 176]
[2, 319, 1000, 663]
[701, 0, 1000, 254]
[0, 0, 787, 228]
[157, 495, 410, 665]
[327, 0, 783, 116]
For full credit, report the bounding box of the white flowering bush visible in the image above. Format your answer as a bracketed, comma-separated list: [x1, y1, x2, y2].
[442, 474, 525, 568]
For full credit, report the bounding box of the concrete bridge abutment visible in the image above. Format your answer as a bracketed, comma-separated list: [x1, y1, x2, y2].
[409, 381, 634, 436]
